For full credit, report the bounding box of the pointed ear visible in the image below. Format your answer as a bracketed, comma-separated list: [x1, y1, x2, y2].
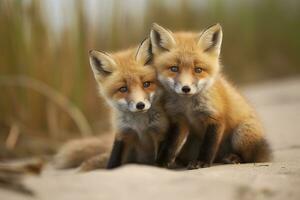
[89, 50, 116, 78]
[198, 23, 223, 57]
[150, 23, 176, 54]
[135, 38, 152, 65]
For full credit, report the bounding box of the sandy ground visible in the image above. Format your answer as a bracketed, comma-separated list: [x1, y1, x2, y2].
[1, 77, 300, 200]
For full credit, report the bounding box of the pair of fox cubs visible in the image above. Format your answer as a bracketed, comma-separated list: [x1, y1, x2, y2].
[55, 23, 271, 171]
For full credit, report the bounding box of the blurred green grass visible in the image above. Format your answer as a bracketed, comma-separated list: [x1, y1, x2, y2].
[0, 0, 299, 158]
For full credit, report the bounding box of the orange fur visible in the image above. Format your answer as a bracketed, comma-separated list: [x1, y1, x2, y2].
[150, 23, 272, 168]
[53, 134, 113, 170]
[94, 49, 157, 104]
[89, 39, 170, 169]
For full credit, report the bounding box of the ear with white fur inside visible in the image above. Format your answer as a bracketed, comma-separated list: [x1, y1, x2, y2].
[150, 23, 176, 54]
[89, 50, 117, 79]
[198, 23, 223, 57]
[135, 38, 152, 65]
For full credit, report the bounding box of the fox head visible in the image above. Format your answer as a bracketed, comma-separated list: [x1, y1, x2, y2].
[150, 23, 223, 96]
[89, 39, 157, 113]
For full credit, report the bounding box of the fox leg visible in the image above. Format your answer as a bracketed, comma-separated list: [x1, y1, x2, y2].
[188, 122, 225, 169]
[156, 123, 177, 166]
[135, 132, 157, 165]
[161, 121, 189, 168]
[106, 138, 124, 169]
[149, 133, 160, 162]
[200, 122, 225, 167]
[106, 129, 137, 169]
[145, 127, 165, 163]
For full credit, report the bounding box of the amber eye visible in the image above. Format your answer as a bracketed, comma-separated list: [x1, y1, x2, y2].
[119, 86, 128, 93]
[170, 66, 179, 72]
[143, 81, 151, 88]
[194, 67, 203, 73]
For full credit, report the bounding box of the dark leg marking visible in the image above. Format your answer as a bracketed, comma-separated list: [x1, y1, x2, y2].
[106, 139, 124, 169]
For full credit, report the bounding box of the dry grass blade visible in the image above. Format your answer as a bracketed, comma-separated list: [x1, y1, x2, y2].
[6, 123, 20, 150]
[0, 75, 93, 137]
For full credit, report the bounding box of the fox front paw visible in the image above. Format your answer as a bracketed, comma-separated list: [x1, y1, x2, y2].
[187, 161, 201, 170]
[187, 161, 212, 169]
[165, 161, 178, 169]
[200, 162, 211, 168]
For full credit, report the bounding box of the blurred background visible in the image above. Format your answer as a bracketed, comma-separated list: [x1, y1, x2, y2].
[0, 0, 299, 160]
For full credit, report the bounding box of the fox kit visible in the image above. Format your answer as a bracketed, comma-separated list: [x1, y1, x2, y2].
[150, 23, 272, 169]
[89, 39, 169, 169]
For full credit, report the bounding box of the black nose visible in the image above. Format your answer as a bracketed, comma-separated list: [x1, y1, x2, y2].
[136, 102, 145, 110]
[182, 86, 191, 93]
